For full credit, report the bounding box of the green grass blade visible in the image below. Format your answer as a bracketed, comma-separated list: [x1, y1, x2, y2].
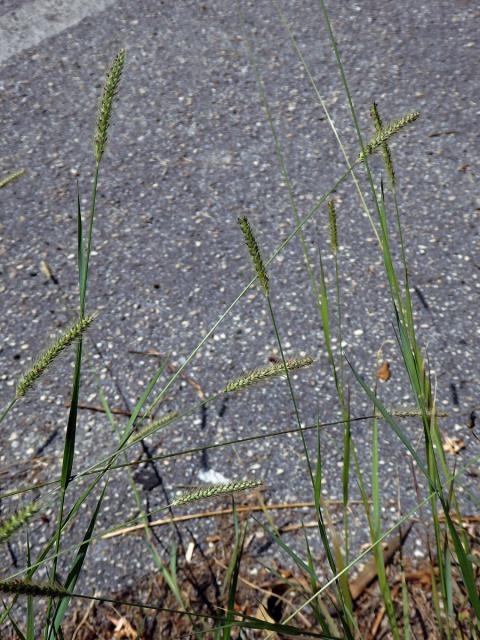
[76, 182, 85, 291]
[26, 532, 34, 640]
[48, 483, 108, 638]
[347, 355, 429, 479]
[222, 505, 246, 640]
[442, 504, 480, 621]
[1, 604, 26, 640]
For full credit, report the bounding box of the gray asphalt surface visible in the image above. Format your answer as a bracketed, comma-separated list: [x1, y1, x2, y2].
[0, 0, 479, 599]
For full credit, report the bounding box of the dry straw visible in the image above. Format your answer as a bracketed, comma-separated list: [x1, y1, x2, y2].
[0, 501, 40, 544]
[0, 579, 67, 598]
[128, 411, 179, 443]
[95, 49, 126, 163]
[224, 356, 314, 393]
[238, 216, 269, 296]
[171, 480, 262, 507]
[370, 102, 396, 188]
[16, 314, 96, 398]
[359, 110, 420, 161]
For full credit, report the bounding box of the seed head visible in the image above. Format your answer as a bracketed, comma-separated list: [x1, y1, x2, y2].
[0, 501, 40, 544]
[370, 102, 396, 188]
[224, 356, 314, 393]
[172, 479, 262, 507]
[127, 411, 179, 444]
[327, 200, 338, 255]
[238, 216, 269, 296]
[359, 111, 420, 161]
[0, 579, 68, 598]
[95, 49, 125, 164]
[16, 314, 96, 399]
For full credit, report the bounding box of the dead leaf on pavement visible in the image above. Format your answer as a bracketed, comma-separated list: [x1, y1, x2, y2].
[442, 436, 465, 455]
[377, 361, 391, 382]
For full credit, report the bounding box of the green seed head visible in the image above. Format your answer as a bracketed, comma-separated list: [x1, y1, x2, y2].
[95, 49, 126, 164]
[238, 216, 269, 297]
[224, 356, 314, 393]
[359, 110, 420, 161]
[16, 314, 96, 399]
[172, 479, 262, 507]
[0, 579, 67, 598]
[0, 501, 40, 545]
[327, 200, 338, 255]
[369, 102, 396, 189]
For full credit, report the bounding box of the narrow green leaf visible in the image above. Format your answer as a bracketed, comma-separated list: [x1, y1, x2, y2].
[347, 356, 429, 479]
[442, 504, 480, 620]
[49, 483, 108, 637]
[1, 602, 26, 640]
[76, 182, 85, 291]
[26, 532, 34, 640]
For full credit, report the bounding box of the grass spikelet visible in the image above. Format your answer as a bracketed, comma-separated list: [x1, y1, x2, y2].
[359, 110, 420, 161]
[95, 49, 126, 164]
[16, 314, 96, 399]
[328, 200, 338, 254]
[127, 411, 179, 444]
[0, 579, 67, 598]
[0, 502, 40, 544]
[224, 356, 314, 393]
[0, 168, 25, 189]
[238, 216, 269, 296]
[370, 102, 396, 188]
[171, 480, 262, 507]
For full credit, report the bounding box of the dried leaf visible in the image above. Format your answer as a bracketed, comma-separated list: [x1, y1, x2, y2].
[107, 614, 138, 639]
[442, 436, 465, 455]
[377, 361, 391, 382]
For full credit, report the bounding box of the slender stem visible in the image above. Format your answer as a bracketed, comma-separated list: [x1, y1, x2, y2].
[0, 398, 16, 425]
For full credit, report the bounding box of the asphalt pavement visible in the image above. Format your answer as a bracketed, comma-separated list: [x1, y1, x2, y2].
[0, 0, 479, 594]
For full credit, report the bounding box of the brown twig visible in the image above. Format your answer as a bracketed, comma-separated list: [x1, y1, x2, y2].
[349, 522, 414, 602]
[101, 501, 347, 540]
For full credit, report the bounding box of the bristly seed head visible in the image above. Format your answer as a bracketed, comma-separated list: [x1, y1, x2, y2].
[0, 501, 40, 545]
[224, 356, 314, 393]
[0, 578, 68, 598]
[16, 314, 96, 399]
[95, 49, 126, 164]
[327, 200, 338, 255]
[127, 411, 179, 444]
[171, 479, 262, 507]
[369, 102, 396, 189]
[238, 216, 269, 296]
[359, 110, 420, 161]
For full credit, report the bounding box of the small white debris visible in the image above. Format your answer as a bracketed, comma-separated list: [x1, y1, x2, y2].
[185, 541, 195, 564]
[198, 469, 230, 484]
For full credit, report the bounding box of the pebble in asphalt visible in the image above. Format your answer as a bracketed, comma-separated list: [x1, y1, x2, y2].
[0, 0, 479, 593]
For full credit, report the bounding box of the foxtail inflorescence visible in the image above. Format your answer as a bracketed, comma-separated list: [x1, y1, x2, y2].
[327, 200, 338, 255]
[171, 480, 262, 507]
[0, 501, 40, 544]
[127, 411, 179, 444]
[359, 110, 420, 161]
[238, 216, 269, 296]
[16, 314, 96, 399]
[370, 102, 396, 189]
[0, 579, 68, 598]
[95, 49, 126, 164]
[224, 356, 314, 394]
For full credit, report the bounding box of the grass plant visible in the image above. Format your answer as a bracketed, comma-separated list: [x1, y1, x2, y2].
[0, 2, 478, 638]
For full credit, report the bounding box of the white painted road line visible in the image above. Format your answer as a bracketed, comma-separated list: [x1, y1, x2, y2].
[0, 0, 117, 65]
